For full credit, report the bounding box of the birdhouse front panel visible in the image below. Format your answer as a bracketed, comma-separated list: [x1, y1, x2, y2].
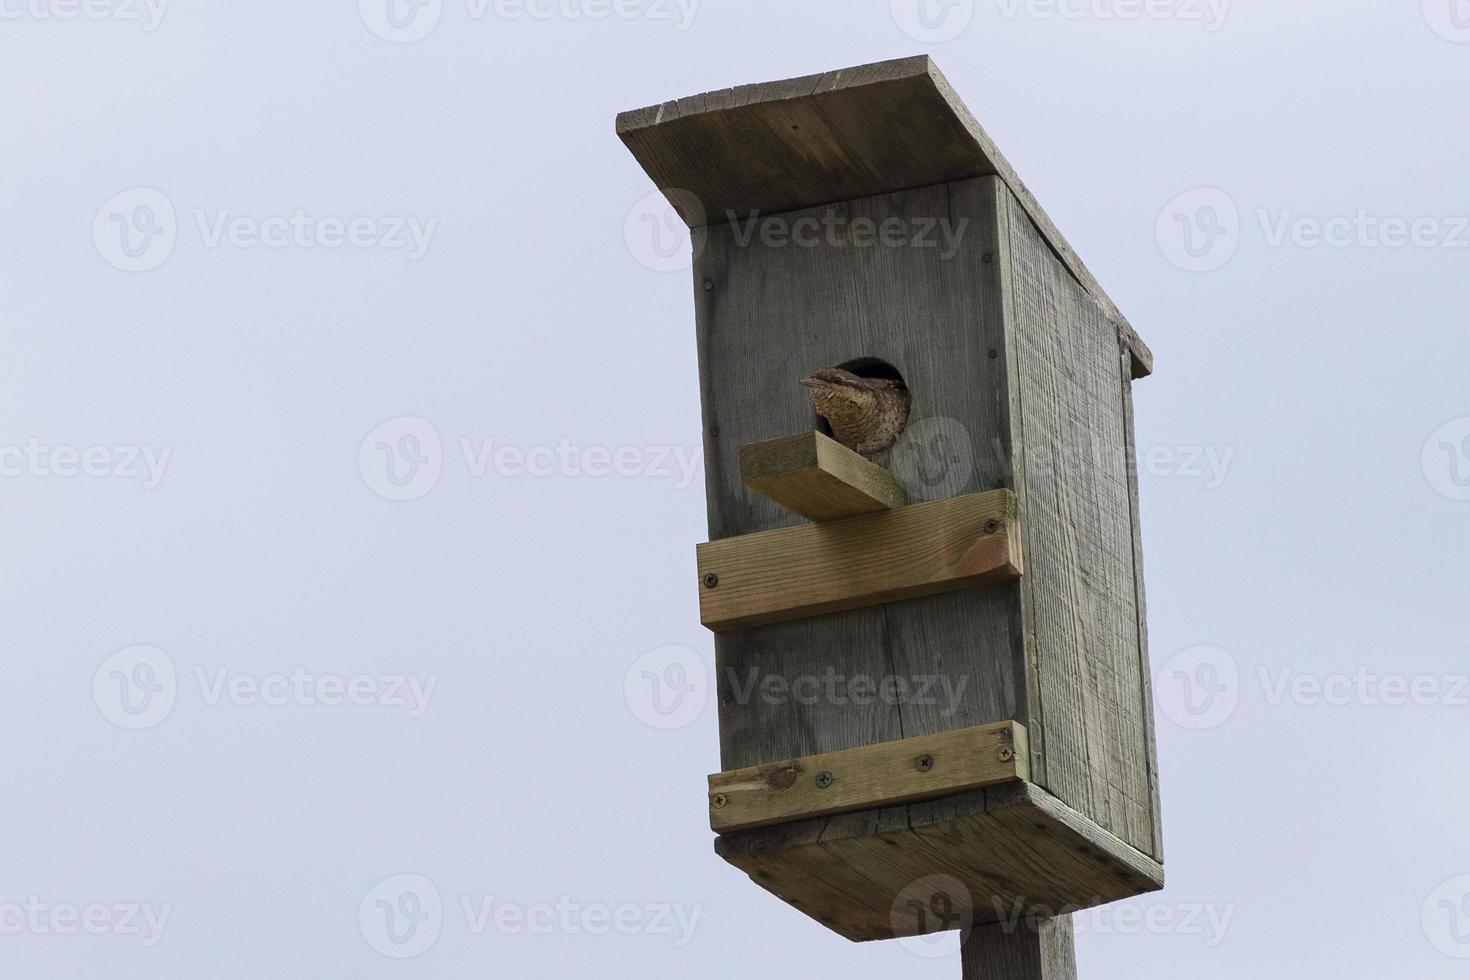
[620, 55, 1163, 942]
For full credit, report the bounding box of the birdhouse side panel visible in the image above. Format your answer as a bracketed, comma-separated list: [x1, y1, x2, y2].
[1003, 190, 1162, 861]
[692, 178, 1032, 799]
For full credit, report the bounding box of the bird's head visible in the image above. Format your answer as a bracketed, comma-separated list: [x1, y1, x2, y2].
[800, 368, 892, 416]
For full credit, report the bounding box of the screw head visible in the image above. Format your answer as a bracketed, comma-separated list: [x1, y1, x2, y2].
[711, 793, 728, 809]
[984, 520, 1000, 535]
[998, 746, 1015, 762]
[702, 573, 719, 589]
[815, 771, 834, 789]
[915, 754, 935, 773]
[982, 252, 994, 264]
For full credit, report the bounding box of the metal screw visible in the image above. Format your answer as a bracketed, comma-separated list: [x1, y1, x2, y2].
[984, 520, 1000, 534]
[915, 754, 935, 773]
[998, 746, 1015, 762]
[703, 279, 714, 291]
[988, 349, 999, 360]
[815, 771, 834, 789]
[711, 793, 727, 809]
[703, 573, 719, 589]
[982, 252, 994, 264]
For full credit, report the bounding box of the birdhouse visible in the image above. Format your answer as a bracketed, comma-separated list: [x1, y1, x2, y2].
[620, 56, 1163, 943]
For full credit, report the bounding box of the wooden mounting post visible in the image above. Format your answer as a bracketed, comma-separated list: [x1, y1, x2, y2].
[962, 917, 1077, 980]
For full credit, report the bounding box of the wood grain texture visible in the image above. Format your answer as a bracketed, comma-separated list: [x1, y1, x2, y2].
[709, 721, 1026, 833]
[739, 430, 906, 522]
[696, 489, 1022, 632]
[962, 917, 1078, 980]
[688, 173, 1164, 938]
[1004, 192, 1157, 858]
[1119, 346, 1165, 862]
[697, 178, 1028, 909]
[618, 55, 1152, 378]
[714, 782, 1162, 943]
[698, 178, 1022, 761]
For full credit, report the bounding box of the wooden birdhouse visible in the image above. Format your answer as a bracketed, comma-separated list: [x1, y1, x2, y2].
[620, 56, 1163, 945]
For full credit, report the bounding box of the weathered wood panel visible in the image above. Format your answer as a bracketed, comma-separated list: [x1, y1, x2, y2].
[696, 178, 1025, 774]
[696, 177, 1030, 889]
[1005, 192, 1158, 858]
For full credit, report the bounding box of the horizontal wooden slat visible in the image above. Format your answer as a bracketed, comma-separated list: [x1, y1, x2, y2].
[739, 431, 906, 523]
[709, 722, 1027, 833]
[695, 489, 1022, 632]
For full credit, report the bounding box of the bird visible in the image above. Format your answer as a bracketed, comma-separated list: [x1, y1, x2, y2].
[799, 368, 911, 455]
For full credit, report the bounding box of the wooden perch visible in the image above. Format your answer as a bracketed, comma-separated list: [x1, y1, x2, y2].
[740, 431, 906, 522]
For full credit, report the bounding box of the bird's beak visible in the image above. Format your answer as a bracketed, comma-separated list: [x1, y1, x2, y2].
[799, 377, 823, 391]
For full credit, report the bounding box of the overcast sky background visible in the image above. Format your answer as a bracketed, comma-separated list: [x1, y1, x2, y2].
[2, 1, 1468, 977]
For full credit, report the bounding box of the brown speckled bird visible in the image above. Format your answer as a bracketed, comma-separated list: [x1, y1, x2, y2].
[800, 368, 911, 455]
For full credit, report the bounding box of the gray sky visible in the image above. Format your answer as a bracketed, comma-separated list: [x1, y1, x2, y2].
[2, 1, 1468, 976]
